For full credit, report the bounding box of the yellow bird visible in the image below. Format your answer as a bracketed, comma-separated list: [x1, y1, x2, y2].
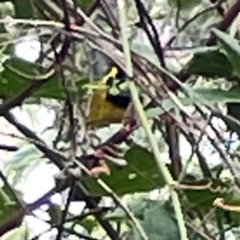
[87, 66, 131, 128]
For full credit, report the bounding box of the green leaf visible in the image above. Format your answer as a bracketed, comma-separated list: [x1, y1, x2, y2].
[182, 179, 240, 227]
[168, 0, 201, 10]
[80, 217, 98, 234]
[193, 87, 240, 103]
[105, 197, 150, 221]
[131, 40, 183, 73]
[109, 201, 180, 240]
[131, 41, 158, 67]
[48, 203, 62, 226]
[146, 86, 240, 118]
[107, 198, 205, 240]
[82, 145, 164, 196]
[12, 0, 35, 18]
[182, 179, 231, 209]
[76, 0, 96, 11]
[187, 48, 233, 78]
[0, 57, 87, 101]
[132, 202, 180, 240]
[0, 184, 23, 232]
[13, 0, 96, 22]
[105, 207, 127, 221]
[212, 28, 240, 79]
[13, 0, 95, 19]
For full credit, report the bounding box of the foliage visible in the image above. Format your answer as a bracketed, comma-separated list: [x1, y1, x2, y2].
[81, 145, 165, 196]
[1, 0, 240, 240]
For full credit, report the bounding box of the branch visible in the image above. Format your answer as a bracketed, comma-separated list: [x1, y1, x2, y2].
[4, 111, 121, 240]
[55, 181, 76, 240]
[117, 1, 188, 240]
[0, 144, 18, 151]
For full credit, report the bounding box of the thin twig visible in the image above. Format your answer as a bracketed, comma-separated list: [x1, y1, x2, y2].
[55, 181, 76, 240]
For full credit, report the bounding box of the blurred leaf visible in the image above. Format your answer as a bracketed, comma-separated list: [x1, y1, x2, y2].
[0, 184, 23, 232]
[210, 185, 240, 226]
[168, 0, 201, 10]
[224, 186, 240, 226]
[80, 216, 98, 234]
[107, 198, 205, 240]
[131, 40, 184, 73]
[105, 207, 127, 221]
[105, 197, 150, 221]
[48, 203, 62, 226]
[147, 86, 240, 118]
[182, 178, 231, 209]
[82, 145, 164, 196]
[12, 0, 95, 19]
[193, 87, 240, 103]
[212, 28, 240, 79]
[132, 202, 180, 240]
[35, 0, 95, 21]
[1, 226, 29, 240]
[187, 48, 232, 78]
[76, 0, 96, 11]
[12, 0, 35, 18]
[131, 41, 158, 66]
[0, 57, 87, 101]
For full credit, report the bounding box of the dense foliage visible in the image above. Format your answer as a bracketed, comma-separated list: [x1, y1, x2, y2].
[1, 0, 240, 239]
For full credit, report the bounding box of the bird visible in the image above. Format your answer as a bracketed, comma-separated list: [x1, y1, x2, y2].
[87, 65, 131, 128]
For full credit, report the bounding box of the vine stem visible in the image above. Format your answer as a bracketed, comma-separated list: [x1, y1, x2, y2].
[117, 0, 188, 239]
